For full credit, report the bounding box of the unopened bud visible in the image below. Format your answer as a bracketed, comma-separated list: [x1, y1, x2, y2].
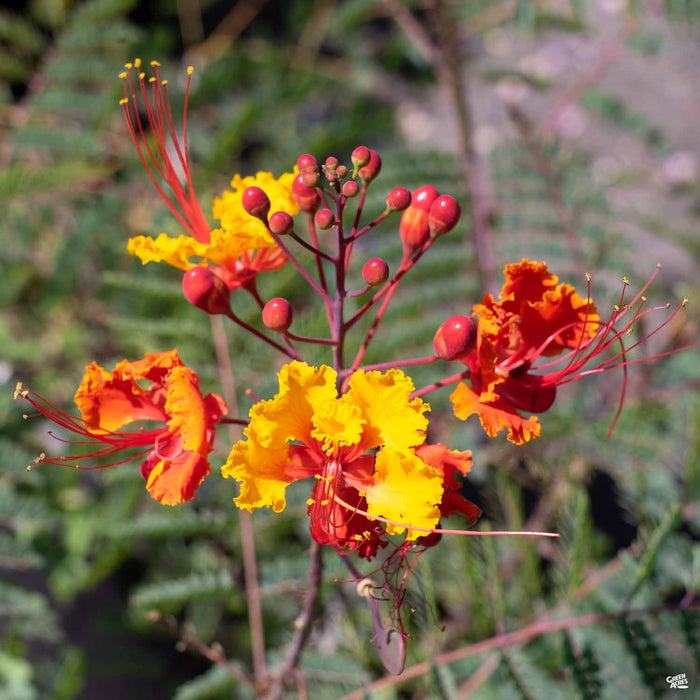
[325, 156, 339, 170]
[297, 154, 318, 172]
[343, 180, 359, 198]
[362, 257, 389, 286]
[428, 195, 461, 237]
[358, 149, 381, 183]
[182, 267, 231, 315]
[301, 170, 319, 188]
[336, 165, 348, 179]
[314, 208, 334, 230]
[351, 146, 370, 169]
[269, 211, 294, 236]
[292, 174, 320, 213]
[241, 186, 270, 220]
[399, 185, 439, 252]
[262, 297, 293, 331]
[386, 187, 411, 212]
[433, 315, 477, 360]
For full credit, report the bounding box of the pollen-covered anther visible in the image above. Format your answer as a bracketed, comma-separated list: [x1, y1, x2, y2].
[14, 382, 25, 400]
[134, 58, 141, 68]
[623, 277, 630, 285]
[119, 98, 128, 105]
[625, 328, 633, 336]
[682, 297, 689, 307]
[187, 66, 194, 75]
[150, 60, 160, 67]
[306, 498, 315, 506]
[586, 272, 592, 282]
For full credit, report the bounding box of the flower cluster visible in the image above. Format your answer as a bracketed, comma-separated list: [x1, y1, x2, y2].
[15, 61, 695, 670]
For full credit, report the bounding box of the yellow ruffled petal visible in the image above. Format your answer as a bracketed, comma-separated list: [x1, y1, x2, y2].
[222, 437, 296, 513]
[127, 233, 206, 270]
[311, 399, 365, 454]
[364, 447, 442, 540]
[345, 369, 429, 451]
[214, 171, 298, 222]
[202, 225, 275, 268]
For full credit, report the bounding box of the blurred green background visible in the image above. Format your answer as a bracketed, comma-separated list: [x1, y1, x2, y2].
[2, 0, 699, 698]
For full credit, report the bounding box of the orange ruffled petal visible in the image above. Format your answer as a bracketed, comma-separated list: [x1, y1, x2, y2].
[450, 381, 541, 445]
[146, 451, 211, 506]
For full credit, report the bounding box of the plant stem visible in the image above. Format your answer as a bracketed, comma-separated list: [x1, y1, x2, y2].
[210, 315, 267, 690]
[265, 543, 324, 699]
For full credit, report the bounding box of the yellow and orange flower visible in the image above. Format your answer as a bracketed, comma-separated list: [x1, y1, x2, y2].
[16, 350, 227, 505]
[451, 259, 599, 445]
[222, 361, 479, 557]
[120, 60, 295, 290]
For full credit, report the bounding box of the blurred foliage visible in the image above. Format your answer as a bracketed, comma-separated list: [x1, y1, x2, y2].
[2, 0, 699, 698]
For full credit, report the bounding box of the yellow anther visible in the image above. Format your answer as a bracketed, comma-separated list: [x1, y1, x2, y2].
[13, 382, 23, 400]
[35, 452, 45, 464]
[622, 277, 630, 285]
[150, 60, 161, 67]
[119, 98, 128, 105]
[641, 296, 647, 302]
[665, 302, 671, 308]
[321, 499, 329, 506]
[148, 77, 156, 83]
[124, 62, 133, 69]
[139, 72, 145, 80]
[613, 304, 620, 312]
[26, 465, 32, 471]
[682, 297, 689, 307]
[306, 498, 315, 506]
[187, 66, 194, 75]
[657, 263, 662, 268]
[625, 328, 633, 336]
[161, 79, 168, 86]
[585, 272, 591, 282]
[134, 58, 141, 68]
[118, 71, 127, 79]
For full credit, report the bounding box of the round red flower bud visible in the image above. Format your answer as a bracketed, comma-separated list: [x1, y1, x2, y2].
[268, 211, 294, 236]
[399, 185, 439, 251]
[292, 174, 320, 213]
[386, 187, 411, 212]
[314, 208, 334, 230]
[241, 186, 270, 220]
[358, 149, 382, 183]
[351, 146, 370, 168]
[433, 315, 477, 360]
[182, 267, 231, 316]
[342, 180, 359, 198]
[336, 164, 348, 179]
[297, 153, 318, 172]
[301, 170, 319, 188]
[362, 257, 389, 286]
[262, 297, 293, 331]
[325, 156, 339, 170]
[428, 195, 461, 237]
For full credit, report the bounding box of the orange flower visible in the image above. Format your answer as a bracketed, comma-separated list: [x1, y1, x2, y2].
[16, 350, 227, 505]
[450, 260, 689, 444]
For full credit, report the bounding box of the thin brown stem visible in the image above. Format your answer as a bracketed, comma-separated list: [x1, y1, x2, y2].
[210, 316, 267, 690]
[265, 543, 324, 699]
[341, 601, 700, 699]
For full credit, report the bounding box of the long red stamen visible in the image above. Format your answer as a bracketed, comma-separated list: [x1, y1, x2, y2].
[16, 383, 162, 471]
[119, 60, 210, 243]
